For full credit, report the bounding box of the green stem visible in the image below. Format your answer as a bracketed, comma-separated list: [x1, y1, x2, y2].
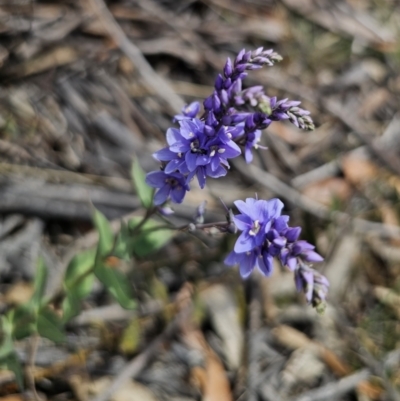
[129, 206, 158, 236]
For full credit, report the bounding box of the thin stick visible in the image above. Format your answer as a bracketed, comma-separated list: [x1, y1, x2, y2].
[289, 369, 370, 401]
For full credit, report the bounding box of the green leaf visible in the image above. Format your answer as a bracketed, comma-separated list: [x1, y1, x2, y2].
[64, 249, 95, 297]
[113, 222, 131, 260]
[31, 257, 47, 308]
[131, 158, 153, 208]
[9, 304, 35, 340]
[129, 218, 173, 257]
[0, 353, 24, 389]
[62, 249, 96, 323]
[92, 208, 114, 259]
[94, 263, 136, 310]
[64, 249, 95, 290]
[61, 294, 81, 323]
[37, 307, 65, 343]
[0, 316, 14, 359]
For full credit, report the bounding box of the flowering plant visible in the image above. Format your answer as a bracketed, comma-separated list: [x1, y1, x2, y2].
[146, 48, 329, 308]
[0, 49, 329, 389]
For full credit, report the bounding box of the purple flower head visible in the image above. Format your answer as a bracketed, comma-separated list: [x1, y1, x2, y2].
[224, 197, 284, 278]
[223, 196, 329, 307]
[145, 171, 189, 205]
[233, 198, 284, 253]
[165, 119, 210, 173]
[207, 127, 241, 169]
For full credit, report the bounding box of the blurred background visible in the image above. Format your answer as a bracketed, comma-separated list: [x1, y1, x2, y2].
[0, 0, 400, 400]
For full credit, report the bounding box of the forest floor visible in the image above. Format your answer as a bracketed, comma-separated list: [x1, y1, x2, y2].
[0, 0, 400, 400]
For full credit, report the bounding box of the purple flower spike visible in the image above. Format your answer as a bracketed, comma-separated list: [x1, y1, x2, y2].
[223, 196, 328, 307]
[145, 171, 189, 205]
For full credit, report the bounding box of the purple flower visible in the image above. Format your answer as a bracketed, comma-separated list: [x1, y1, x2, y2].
[148, 48, 316, 203]
[223, 198, 283, 277]
[145, 171, 189, 205]
[224, 196, 327, 305]
[294, 262, 329, 307]
[208, 127, 241, 169]
[233, 198, 284, 253]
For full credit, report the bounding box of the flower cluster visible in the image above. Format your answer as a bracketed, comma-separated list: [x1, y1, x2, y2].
[145, 48, 314, 205]
[144, 48, 328, 307]
[224, 198, 328, 307]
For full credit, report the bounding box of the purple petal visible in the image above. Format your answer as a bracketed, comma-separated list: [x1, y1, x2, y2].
[210, 156, 220, 171]
[303, 271, 314, 302]
[274, 216, 289, 233]
[244, 146, 254, 163]
[273, 238, 286, 247]
[233, 199, 257, 220]
[285, 227, 301, 242]
[145, 171, 166, 188]
[153, 185, 170, 205]
[170, 186, 186, 204]
[166, 128, 183, 146]
[280, 248, 289, 265]
[239, 252, 256, 278]
[222, 141, 241, 158]
[259, 252, 273, 276]
[206, 164, 227, 178]
[287, 257, 298, 271]
[196, 154, 209, 166]
[224, 250, 239, 266]
[153, 147, 175, 161]
[233, 214, 252, 231]
[294, 271, 303, 292]
[265, 198, 284, 220]
[185, 152, 197, 172]
[266, 229, 279, 241]
[234, 231, 255, 253]
[196, 167, 207, 189]
[303, 251, 324, 263]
